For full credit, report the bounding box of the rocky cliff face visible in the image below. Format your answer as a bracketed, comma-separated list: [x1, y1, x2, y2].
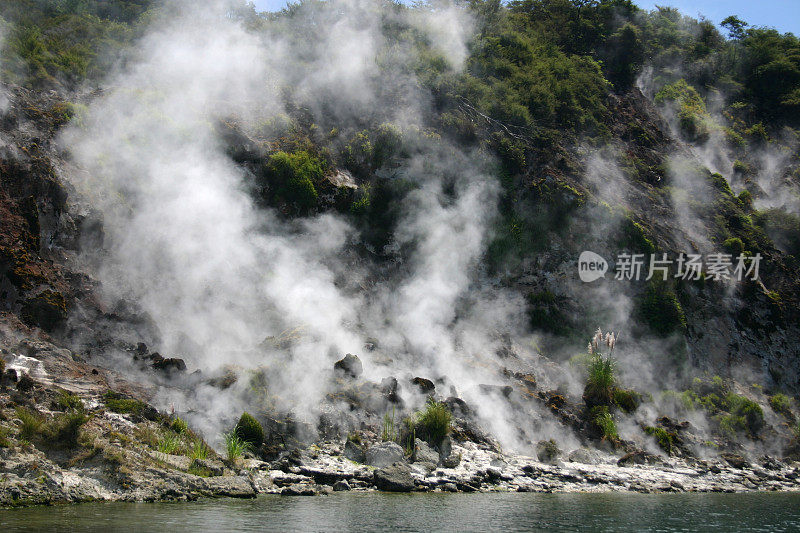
[1, 60, 800, 506]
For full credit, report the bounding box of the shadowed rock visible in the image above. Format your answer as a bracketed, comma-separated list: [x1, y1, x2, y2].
[373, 463, 415, 492]
[334, 354, 363, 378]
[411, 438, 439, 464]
[344, 439, 365, 463]
[411, 377, 434, 394]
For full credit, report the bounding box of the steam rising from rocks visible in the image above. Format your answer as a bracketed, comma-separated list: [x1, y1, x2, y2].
[60, 0, 539, 446]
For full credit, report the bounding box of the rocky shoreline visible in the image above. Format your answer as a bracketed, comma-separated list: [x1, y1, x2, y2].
[1, 335, 800, 508]
[3, 429, 800, 508]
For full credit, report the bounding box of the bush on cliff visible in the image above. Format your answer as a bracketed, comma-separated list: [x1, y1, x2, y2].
[234, 412, 264, 446]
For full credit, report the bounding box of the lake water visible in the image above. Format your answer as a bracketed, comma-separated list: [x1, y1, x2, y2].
[2, 492, 800, 532]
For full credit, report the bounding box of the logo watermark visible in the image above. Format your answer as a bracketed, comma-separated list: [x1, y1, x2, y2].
[578, 251, 609, 282]
[578, 251, 762, 282]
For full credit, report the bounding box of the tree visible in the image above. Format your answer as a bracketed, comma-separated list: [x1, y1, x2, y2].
[721, 15, 748, 41]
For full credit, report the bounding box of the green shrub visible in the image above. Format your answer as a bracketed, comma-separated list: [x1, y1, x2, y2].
[103, 391, 146, 415]
[350, 186, 371, 216]
[223, 431, 251, 463]
[170, 417, 189, 435]
[655, 79, 709, 141]
[620, 217, 656, 254]
[16, 407, 44, 441]
[769, 394, 794, 420]
[416, 397, 451, 446]
[341, 131, 373, 175]
[719, 394, 764, 437]
[738, 190, 753, 209]
[371, 123, 403, 169]
[661, 390, 699, 412]
[644, 426, 676, 454]
[583, 355, 616, 408]
[264, 150, 322, 210]
[47, 411, 89, 448]
[15, 407, 88, 448]
[691, 375, 729, 398]
[722, 237, 745, 255]
[536, 439, 561, 463]
[732, 160, 752, 175]
[612, 388, 641, 413]
[590, 406, 618, 441]
[719, 413, 747, 439]
[637, 281, 687, 337]
[57, 391, 84, 412]
[0, 427, 11, 448]
[234, 412, 264, 446]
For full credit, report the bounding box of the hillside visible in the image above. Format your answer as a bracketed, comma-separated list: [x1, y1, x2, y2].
[1, 0, 800, 504]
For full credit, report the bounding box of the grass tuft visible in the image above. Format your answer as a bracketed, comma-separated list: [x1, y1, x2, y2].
[16, 407, 45, 441]
[190, 439, 211, 461]
[156, 432, 181, 455]
[223, 431, 251, 463]
[381, 407, 396, 442]
[584, 355, 616, 407]
[416, 397, 451, 446]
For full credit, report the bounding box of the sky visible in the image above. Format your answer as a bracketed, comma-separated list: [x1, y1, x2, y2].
[250, 0, 800, 35]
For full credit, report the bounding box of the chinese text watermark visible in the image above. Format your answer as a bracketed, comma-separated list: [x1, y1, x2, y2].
[578, 251, 762, 282]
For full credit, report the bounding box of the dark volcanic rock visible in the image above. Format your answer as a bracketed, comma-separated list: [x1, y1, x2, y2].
[344, 439, 365, 463]
[721, 453, 749, 469]
[332, 480, 351, 491]
[411, 438, 439, 464]
[380, 376, 400, 403]
[410, 377, 434, 394]
[150, 353, 187, 373]
[16, 373, 34, 392]
[373, 463, 415, 492]
[618, 450, 661, 466]
[334, 354, 363, 378]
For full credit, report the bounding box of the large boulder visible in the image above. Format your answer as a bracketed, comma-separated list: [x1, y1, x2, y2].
[567, 447, 602, 465]
[373, 463, 415, 492]
[536, 439, 562, 464]
[334, 354, 363, 378]
[344, 439, 365, 463]
[332, 480, 351, 491]
[411, 438, 439, 464]
[365, 441, 404, 468]
[380, 376, 401, 403]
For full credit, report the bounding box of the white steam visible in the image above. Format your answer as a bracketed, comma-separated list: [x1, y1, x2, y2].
[59, 0, 547, 449]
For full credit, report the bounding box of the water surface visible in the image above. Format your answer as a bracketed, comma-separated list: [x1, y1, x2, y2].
[2, 492, 799, 532]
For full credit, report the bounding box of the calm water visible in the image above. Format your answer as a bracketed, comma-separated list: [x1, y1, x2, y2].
[2, 492, 799, 532]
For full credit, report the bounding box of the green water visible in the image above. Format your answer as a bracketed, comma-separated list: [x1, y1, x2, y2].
[2, 492, 799, 532]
